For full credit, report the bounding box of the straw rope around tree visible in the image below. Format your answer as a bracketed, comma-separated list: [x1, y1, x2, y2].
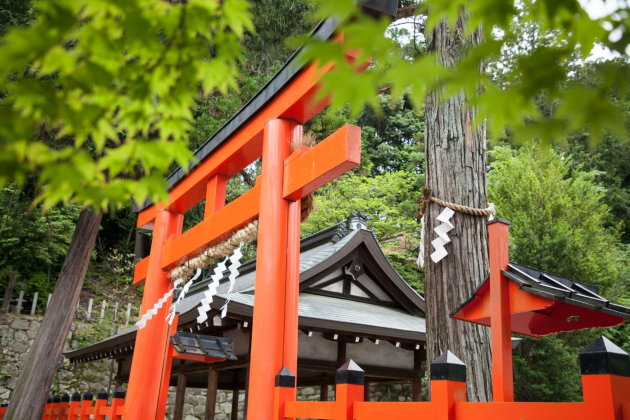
[419, 186, 495, 218]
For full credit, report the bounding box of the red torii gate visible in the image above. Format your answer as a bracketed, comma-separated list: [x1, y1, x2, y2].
[122, 9, 391, 418]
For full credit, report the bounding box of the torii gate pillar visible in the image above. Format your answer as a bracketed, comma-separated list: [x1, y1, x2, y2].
[248, 118, 301, 419]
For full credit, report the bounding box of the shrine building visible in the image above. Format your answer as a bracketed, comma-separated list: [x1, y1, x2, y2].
[63, 213, 428, 417]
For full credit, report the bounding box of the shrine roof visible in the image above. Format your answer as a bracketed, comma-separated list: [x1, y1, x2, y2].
[64, 215, 426, 362]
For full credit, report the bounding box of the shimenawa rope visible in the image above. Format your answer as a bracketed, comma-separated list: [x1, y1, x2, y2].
[419, 187, 495, 218]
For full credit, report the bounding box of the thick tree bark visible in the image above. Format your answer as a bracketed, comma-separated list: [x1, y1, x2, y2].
[5, 208, 103, 420]
[423, 15, 493, 401]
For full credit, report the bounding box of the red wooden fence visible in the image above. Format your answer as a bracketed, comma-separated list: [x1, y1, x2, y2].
[0, 387, 125, 420]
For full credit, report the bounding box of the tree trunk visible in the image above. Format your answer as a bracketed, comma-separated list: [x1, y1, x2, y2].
[1, 272, 17, 313]
[423, 14, 493, 401]
[5, 208, 103, 420]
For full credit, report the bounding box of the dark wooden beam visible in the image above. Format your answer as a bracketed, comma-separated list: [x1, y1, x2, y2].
[337, 341, 346, 364]
[320, 384, 329, 401]
[364, 381, 371, 402]
[204, 369, 218, 420]
[174, 373, 187, 420]
[298, 358, 421, 381]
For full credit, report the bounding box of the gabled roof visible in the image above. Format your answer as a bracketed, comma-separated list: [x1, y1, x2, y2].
[451, 262, 630, 337]
[64, 218, 426, 362]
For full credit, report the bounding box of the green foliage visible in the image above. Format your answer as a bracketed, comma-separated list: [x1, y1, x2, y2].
[0, 0, 253, 211]
[488, 144, 630, 297]
[488, 143, 630, 401]
[302, 170, 424, 292]
[299, 0, 629, 150]
[513, 335, 583, 402]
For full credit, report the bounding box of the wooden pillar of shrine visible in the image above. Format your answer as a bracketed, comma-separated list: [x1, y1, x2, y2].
[205, 368, 219, 420]
[412, 349, 423, 401]
[174, 373, 187, 420]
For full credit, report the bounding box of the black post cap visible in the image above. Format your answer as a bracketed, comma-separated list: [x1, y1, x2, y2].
[1, 403, 8, 407]
[83, 390, 94, 401]
[72, 392, 81, 402]
[580, 336, 630, 377]
[336, 360, 365, 385]
[52, 395, 61, 403]
[97, 389, 108, 400]
[47, 397, 52, 404]
[430, 350, 467, 382]
[275, 366, 296, 388]
[61, 393, 70, 403]
[114, 387, 126, 399]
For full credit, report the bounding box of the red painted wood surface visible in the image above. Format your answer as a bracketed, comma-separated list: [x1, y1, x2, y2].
[283, 199, 301, 375]
[247, 118, 295, 419]
[488, 221, 514, 402]
[204, 174, 227, 219]
[125, 210, 184, 419]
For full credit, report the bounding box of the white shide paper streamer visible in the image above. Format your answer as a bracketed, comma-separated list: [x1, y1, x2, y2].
[166, 268, 201, 325]
[136, 289, 175, 330]
[196, 257, 228, 324]
[430, 207, 455, 263]
[219, 243, 243, 318]
[417, 215, 425, 267]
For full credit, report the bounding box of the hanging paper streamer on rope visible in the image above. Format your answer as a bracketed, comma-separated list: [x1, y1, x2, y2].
[166, 268, 201, 325]
[430, 207, 455, 263]
[196, 257, 228, 324]
[417, 216, 425, 267]
[136, 289, 175, 330]
[220, 242, 243, 318]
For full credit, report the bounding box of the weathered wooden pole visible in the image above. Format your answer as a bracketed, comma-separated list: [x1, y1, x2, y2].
[14, 290, 23, 315]
[86, 298, 93, 320]
[30, 292, 38, 316]
[5, 208, 103, 420]
[99, 300, 107, 322]
[46, 293, 52, 309]
[125, 303, 131, 326]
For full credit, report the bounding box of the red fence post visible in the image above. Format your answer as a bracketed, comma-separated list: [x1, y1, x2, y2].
[110, 387, 126, 420]
[50, 395, 61, 420]
[59, 393, 70, 419]
[273, 367, 296, 420]
[580, 336, 630, 420]
[78, 391, 93, 420]
[69, 392, 81, 419]
[93, 389, 108, 420]
[41, 397, 53, 420]
[0, 402, 7, 420]
[430, 351, 467, 420]
[335, 360, 365, 420]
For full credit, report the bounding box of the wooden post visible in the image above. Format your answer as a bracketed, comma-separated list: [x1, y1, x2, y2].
[488, 219, 513, 402]
[363, 381, 371, 402]
[231, 389, 239, 420]
[174, 373, 187, 420]
[4, 208, 103, 420]
[335, 361, 364, 420]
[30, 292, 38, 316]
[430, 351, 467, 420]
[15, 290, 23, 314]
[87, 298, 93, 320]
[79, 391, 93, 420]
[320, 384, 328, 402]
[46, 293, 52, 308]
[273, 367, 296, 420]
[204, 174, 227, 219]
[125, 303, 131, 326]
[93, 389, 108, 420]
[99, 300, 107, 323]
[412, 349, 423, 402]
[247, 118, 295, 418]
[337, 341, 347, 364]
[204, 368, 219, 420]
[124, 209, 183, 419]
